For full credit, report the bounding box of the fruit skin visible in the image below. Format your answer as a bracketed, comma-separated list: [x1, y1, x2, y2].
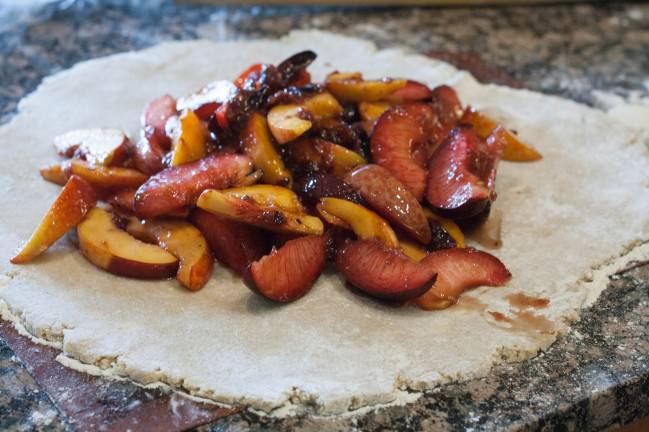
[345, 164, 431, 244]
[370, 103, 434, 201]
[422, 207, 465, 248]
[197, 189, 324, 235]
[425, 126, 503, 220]
[126, 218, 213, 291]
[245, 235, 326, 303]
[335, 239, 436, 301]
[318, 198, 398, 248]
[77, 207, 179, 279]
[190, 209, 269, 276]
[11, 175, 97, 264]
[106, 189, 137, 212]
[415, 247, 511, 310]
[241, 113, 293, 187]
[53, 128, 130, 166]
[134, 153, 253, 218]
[142, 94, 177, 150]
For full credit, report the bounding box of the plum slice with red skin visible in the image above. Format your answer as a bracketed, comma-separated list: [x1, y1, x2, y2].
[190, 208, 269, 276]
[142, 94, 177, 150]
[415, 247, 511, 310]
[425, 126, 503, 219]
[370, 103, 435, 201]
[345, 164, 431, 244]
[245, 234, 326, 303]
[335, 239, 436, 301]
[427, 85, 465, 156]
[134, 153, 253, 218]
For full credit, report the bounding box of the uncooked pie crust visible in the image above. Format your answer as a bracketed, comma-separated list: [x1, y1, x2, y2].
[1, 31, 648, 417]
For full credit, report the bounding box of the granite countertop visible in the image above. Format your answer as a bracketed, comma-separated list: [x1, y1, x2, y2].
[1, 1, 648, 431]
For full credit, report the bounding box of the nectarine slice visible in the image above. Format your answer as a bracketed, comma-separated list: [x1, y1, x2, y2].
[69, 159, 148, 191]
[126, 218, 213, 291]
[77, 207, 178, 279]
[142, 94, 177, 150]
[40, 162, 71, 186]
[241, 113, 293, 186]
[218, 185, 305, 213]
[267, 104, 313, 145]
[317, 198, 398, 248]
[54, 128, 130, 166]
[197, 189, 324, 236]
[170, 110, 208, 166]
[11, 175, 97, 264]
[325, 72, 407, 103]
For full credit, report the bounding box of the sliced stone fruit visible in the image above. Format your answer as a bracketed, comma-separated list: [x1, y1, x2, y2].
[170, 110, 208, 166]
[197, 189, 323, 236]
[370, 103, 434, 201]
[244, 235, 326, 303]
[241, 113, 293, 187]
[425, 126, 503, 220]
[317, 198, 398, 248]
[336, 239, 436, 301]
[134, 153, 253, 218]
[325, 72, 407, 103]
[142, 94, 177, 150]
[53, 128, 130, 166]
[77, 207, 178, 279]
[125, 218, 213, 291]
[190, 209, 269, 276]
[346, 164, 431, 244]
[415, 247, 511, 310]
[11, 175, 97, 264]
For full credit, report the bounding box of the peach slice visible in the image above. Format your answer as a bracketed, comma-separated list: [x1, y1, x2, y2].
[69, 159, 148, 191]
[422, 208, 465, 248]
[134, 154, 253, 218]
[77, 207, 178, 279]
[461, 107, 542, 162]
[241, 113, 293, 186]
[126, 218, 213, 291]
[40, 162, 71, 186]
[11, 175, 97, 264]
[197, 189, 324, 235]
[170, 110, 208, 166]
[267, 104, 313, 145]
[345, 164, 431, 244]
[325, 72, 407, 103]
[358, 101, 390, 134]
[190, 209, 269, 276]
[317, 198, 398, 248]
[54, 128, 130, 166]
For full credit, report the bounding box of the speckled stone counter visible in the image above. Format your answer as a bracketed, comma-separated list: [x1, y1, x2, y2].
[1, 1, 648, 431]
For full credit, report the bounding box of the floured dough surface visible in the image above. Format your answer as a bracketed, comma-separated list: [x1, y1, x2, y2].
[0, 31, 648, 416]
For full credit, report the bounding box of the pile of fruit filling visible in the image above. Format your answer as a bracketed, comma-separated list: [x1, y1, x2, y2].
[12, 51, 542, 310]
